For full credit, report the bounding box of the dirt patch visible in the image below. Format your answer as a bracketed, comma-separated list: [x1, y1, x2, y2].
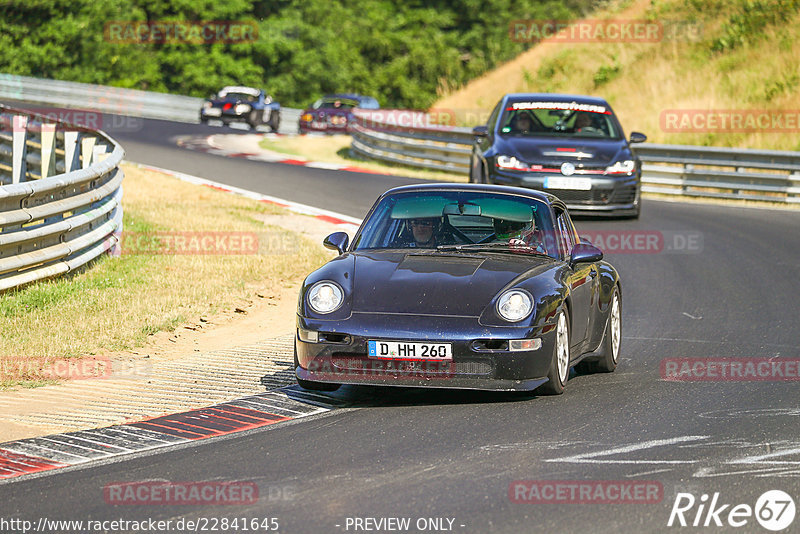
[0, 172, 345, 443]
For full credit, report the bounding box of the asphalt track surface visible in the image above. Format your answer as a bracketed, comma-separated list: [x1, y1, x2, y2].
[2, 115, 800, 533]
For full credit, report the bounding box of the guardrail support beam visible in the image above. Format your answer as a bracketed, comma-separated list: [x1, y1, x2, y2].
[64, 130, 81, 172]
[40, 123, 56, 179]
[81, 136, 97, 169]
[12, 115, 28, 184]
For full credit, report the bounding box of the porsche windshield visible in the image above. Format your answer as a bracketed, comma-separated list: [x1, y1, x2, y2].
[352, 191, 557, 257]
[500, 101, 622, 139]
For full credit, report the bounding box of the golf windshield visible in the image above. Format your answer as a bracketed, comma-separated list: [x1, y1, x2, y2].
[500, 101, 622, 139]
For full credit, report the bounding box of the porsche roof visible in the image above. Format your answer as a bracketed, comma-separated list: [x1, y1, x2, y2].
[377, 183, 562, 206]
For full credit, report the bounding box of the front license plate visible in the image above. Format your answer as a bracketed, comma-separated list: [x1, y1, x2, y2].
[544, 176, 592, 190]
[311, 121, 328, 129]
[204, 108, 222, 117]
[368, 340, 452, 360]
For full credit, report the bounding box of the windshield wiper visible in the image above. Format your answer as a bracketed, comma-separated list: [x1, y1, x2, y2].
[436, 242, 546, 255]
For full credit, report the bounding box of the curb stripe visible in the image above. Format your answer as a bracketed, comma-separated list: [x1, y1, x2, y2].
[0, 450, 67, 477]
[193, 133, 391, 176]
[0, 389, 338, 481]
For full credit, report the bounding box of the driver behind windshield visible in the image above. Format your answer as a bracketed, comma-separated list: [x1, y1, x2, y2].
[572, 111, 603, 134]
[390, 217, 443, 248]
[510, 112, 534, 134]
[493, 218, 545, 253]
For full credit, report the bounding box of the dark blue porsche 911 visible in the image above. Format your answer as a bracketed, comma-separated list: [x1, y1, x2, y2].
[295, 183, 622, 395]
[470, 93, 646, 218]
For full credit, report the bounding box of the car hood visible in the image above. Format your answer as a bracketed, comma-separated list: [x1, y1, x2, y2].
[349, 251, 552, 316]
[496, 137, 628, 166]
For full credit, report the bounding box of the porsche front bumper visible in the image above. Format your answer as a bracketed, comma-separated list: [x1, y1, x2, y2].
[295, 312, 557, 391]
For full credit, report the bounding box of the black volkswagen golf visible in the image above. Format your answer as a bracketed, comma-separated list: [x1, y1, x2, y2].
[470, 93, 646, 218]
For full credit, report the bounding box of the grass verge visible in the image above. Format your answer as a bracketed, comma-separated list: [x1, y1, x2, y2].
[259, 134, 466, 182]
[0, 163, 330, 389]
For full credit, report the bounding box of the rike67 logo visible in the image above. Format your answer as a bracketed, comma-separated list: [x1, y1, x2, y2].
[668, 490, 796, 531]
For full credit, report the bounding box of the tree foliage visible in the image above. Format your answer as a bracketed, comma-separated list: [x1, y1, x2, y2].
[0, 0, 594, 108]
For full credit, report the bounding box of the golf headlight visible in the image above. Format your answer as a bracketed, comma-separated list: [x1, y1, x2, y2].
[496, 155, 527, 170]
[203, 101, 212, 109]
[496, 290, 533, 322]
[605, 160, 635, 174]
[234, 103, 251, 114]
[307, 281, 344, 314]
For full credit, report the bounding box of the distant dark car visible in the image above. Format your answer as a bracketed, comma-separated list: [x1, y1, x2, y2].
[295, 183, 622, 395]
[298, 93, 379, 134]
[200, 86, 280, 131]
[471, 93, 647, 218]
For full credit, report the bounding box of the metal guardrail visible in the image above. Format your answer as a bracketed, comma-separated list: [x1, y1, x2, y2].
[0, 74, 302, 134]
[0, 104, 123, 291]
[350, 111, 800, 204]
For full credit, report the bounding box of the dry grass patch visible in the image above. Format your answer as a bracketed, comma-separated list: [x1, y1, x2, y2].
[0, 163, 330, 389]
[434, 0, 800, 151]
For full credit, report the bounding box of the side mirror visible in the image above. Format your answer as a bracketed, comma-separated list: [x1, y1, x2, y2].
[629, 131, 647, 143]
[569, 243, 603, 268]
[323, 232, 349, 254]
[472, 125, 488, 137]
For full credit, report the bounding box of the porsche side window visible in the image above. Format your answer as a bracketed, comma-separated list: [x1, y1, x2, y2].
[352, 198, 394, 248]
[554, 210, 575, 258]
[564, 213, 581, 246]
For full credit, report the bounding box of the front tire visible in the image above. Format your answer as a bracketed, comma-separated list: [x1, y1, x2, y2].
[577, 286, 621, 374]
[269, 110, 281, 132]
[536, 308, 570, 395]
[469, 156, 486, 184]
[248, 110, 261, 130]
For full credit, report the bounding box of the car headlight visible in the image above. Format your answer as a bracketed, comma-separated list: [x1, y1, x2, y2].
[496, 155, 528, 170]
[203, 101, 212, 109]
[604, 160, 635, 175]
[496, 290, 533, 322]
[234, 103, 251, 114]
[301, 113, 313, 122]
[307, 281, 344, 314]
